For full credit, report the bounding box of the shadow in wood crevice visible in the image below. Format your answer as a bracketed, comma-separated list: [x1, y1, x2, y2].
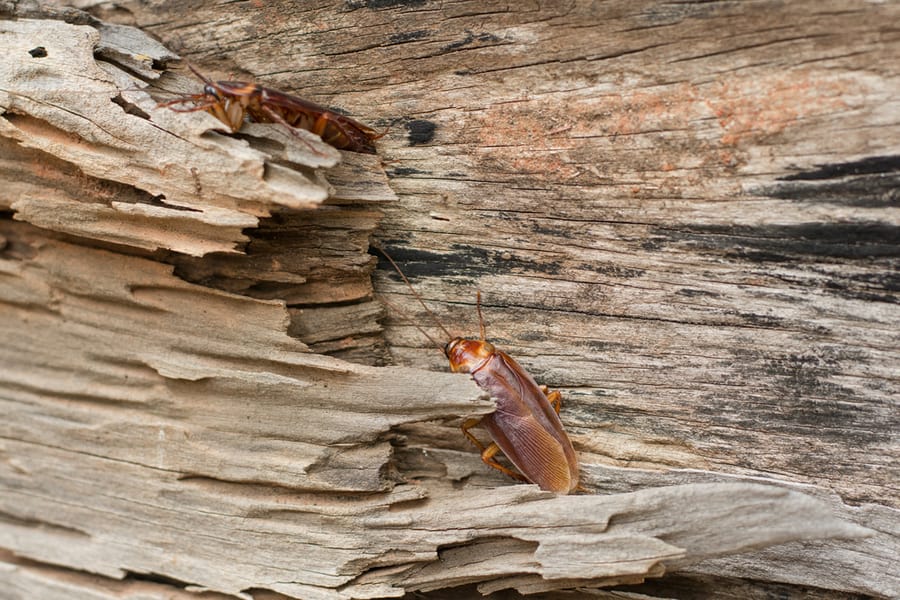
[172, 474, 408, 514]
[341, 536, 543, 597]
[0, 135, 187, 211]
[121, 570, 193, 590]
[613, 572, 877, 600]
[0, 510, 91, 539]
[170, 206, 390, 365]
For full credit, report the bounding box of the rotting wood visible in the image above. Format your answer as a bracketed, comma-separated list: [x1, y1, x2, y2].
[0, 16, 338, 257]
[1, 1, 899, 599]
[0, 221, 882, 599]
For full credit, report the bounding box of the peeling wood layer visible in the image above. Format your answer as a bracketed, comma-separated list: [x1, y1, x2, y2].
[0, 16, 338, 256]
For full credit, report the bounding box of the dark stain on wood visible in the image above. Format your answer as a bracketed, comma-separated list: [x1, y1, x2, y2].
[441, 29, 503, 53]
[676, 288, 721, 298]
[404, 119, 437, 145]
[756, 155, 900, 208]
[696, 344, 895, 443]
[780, 155, 900, 181]
[387, 166, 431, 176]
[663, 222, 900, 262]
[768, 173, 900, 208]
[656, 222, 899, 304]
[374, 243, 564, 280]
[346, 0, 427, 10]
[389, 29, 431, 44]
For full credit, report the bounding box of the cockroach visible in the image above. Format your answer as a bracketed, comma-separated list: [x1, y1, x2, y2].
[158, 65, 383, 154]
[379, 250, 580, 494]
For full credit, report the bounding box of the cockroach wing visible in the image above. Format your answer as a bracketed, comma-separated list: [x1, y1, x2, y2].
[482, 409, 575, 493]
[474, 351, 579, 493]
[252, 86, 332, 115]
[255, 87, 379, 154]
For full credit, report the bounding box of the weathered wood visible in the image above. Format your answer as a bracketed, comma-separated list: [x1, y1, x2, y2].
[0, 15, 340, 256]
[1, 1, 898, 599]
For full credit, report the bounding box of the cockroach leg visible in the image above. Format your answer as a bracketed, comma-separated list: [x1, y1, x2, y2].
[372, 125, 390, 141]
[463, 418, 530, 483]
[258, 103, 325, 155]
[540, 385, 563, 414]
[310, 113, 330, 137]
[309, 112, 354, 148]
[461, 417, 486, 451]
[481, 443, 529, 482]
[210, 101, 239, 131]
[158, 97, 216, 112]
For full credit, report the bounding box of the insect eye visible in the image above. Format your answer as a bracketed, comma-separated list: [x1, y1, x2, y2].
[203, 84, 219, 98]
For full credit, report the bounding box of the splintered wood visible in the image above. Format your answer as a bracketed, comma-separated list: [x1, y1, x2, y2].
[1, 2, 898, 600]
[0, 18, 337, 256]
[0, 224, 875, 599]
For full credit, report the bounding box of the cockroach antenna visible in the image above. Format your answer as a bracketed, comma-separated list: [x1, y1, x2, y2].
[186, 62, 215, 87]
[374, 245, 453, 341]
[476, 290, 486, 341]
[377, 294, 447, 355]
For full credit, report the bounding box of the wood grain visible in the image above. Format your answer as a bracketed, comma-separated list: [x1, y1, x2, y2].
[1, 1, 897, 599]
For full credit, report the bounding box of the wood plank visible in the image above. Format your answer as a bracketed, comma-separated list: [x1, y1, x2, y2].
[1, 2, 897, 599]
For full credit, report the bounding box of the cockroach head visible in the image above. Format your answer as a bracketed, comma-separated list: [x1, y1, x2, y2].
[184, 63, 221, 99]
[445, 338, 495, 373]
[201, 83, 222, 99]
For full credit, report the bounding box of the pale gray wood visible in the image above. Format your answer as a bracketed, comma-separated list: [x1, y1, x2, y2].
[0, 549, 240, 600]
[0, 17, 338, 256]
[0, 2, 897, 600]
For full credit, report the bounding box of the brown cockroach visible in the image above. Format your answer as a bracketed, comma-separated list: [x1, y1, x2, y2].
[158, 65, 383, 154]
[379, 250, 580, 494]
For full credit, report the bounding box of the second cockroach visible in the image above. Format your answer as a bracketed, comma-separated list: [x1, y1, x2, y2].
[159, 65, 384, 154]
[380, 250, 580, 494]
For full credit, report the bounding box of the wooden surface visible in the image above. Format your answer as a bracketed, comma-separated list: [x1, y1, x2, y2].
[1, 1, 898, 599]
